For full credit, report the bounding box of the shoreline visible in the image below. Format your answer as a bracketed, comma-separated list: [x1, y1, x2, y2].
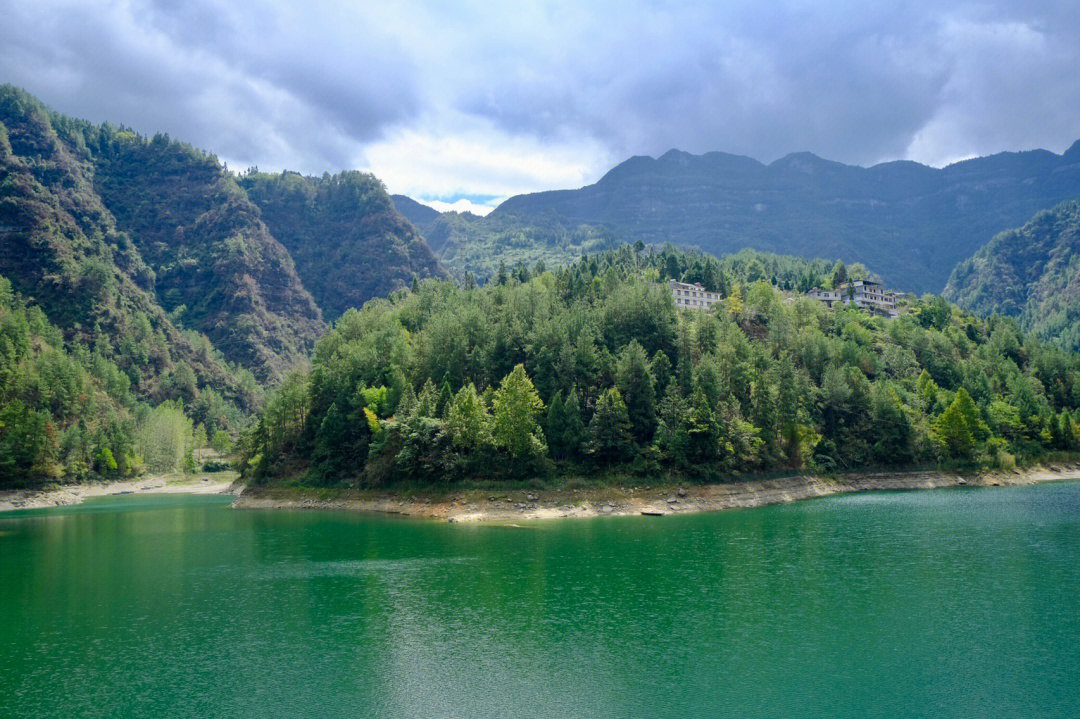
[231, 463, 1080, 522]
[0, 473, 239, 512]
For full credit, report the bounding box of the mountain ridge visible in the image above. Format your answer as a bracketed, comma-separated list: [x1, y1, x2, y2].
[407, 141, 1080, 292]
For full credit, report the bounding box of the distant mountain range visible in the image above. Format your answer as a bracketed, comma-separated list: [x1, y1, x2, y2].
[946, 200, 1080, 351]
[397, 143, 1080, 293]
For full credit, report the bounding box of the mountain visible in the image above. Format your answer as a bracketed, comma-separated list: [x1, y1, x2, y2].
[429, 143, 1080, 293]
[0, 86, 259, 410]
[390, 198, 619, 283]
[945, 200, 1080, 351]
[390, 194, 441, 232]
[242, 172, 446, 321]
[72, 122, 325, 384]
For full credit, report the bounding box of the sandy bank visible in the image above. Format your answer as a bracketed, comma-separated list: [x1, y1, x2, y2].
[231, 464, 1080, 522]
[0, 474, 239, 512]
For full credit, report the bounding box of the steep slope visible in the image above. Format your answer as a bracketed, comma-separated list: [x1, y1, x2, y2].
[81, 126, 325, 383]
[390, 194, 440, 233]
[242, 171, 446, 320]
[945, 200, 1080, 351]
[454, 144, 1080, 293]
[0, 86, 258, 410]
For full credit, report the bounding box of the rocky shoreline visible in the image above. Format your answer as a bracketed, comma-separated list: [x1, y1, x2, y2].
[0, 474, 239, 512]
[230, 464, 1080, 522]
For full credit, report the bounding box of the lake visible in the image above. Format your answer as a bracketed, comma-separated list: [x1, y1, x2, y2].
[2, 482, 1079, 718]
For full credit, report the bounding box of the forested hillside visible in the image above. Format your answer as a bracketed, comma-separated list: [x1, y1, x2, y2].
[70, 120, 325, 383]
[946, 200, 1080, 351]
[0, 276, 243, 486]
[409, 144, 1080, 293]
[242, 246, 1080, 487]
[242, 171, 446, 320]
[0, 86, 259, 411]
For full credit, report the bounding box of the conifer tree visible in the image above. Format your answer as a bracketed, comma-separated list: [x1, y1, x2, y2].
[561, 387, 585, 458]
[651, 350, 672, 397]
[546, 390, 566, 458]
[491, 364, 546, 460]
[587, 388, 633, 462]
[616, 340, 656, 443]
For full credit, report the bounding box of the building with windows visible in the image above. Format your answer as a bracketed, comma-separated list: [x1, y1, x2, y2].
[806, 279, 898, 317]
[670, 280, 721, 310]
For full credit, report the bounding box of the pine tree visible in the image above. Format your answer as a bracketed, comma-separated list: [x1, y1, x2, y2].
[651, 350, 672, 397]
[561, 387, 585, 458]
[546, 390, 566, 458]
[587, 388, 633, 462]
[932, 388, 981, 459]
[655, 384, 689, 464]
[415, 379, 438, 418]
[447, 383, 491, 450]
[616, 340, 656, 443]
[491, 364, 546, 460]
[686, 387, 722, 462]
[437, 381, 454, 419]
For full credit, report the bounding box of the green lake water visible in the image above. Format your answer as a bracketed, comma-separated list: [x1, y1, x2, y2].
[2, 482, 1079, 718]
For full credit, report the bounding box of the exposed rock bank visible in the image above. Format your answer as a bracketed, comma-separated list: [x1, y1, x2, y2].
[0, 475, 239, 512]
[231, 464, 1080, 522]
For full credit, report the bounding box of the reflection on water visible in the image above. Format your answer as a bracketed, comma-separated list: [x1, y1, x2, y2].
[2, 484, 1079, 719]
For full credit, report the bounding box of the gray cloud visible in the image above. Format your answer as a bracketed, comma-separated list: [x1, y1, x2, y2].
[2, 0, 1078, 195]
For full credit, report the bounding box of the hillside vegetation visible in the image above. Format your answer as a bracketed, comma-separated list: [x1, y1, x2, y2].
[401, 143, 1080, 293]
[242, 246, 1080, 487]
[242, 171, 446, 321]
[946, 201, 1080, 352]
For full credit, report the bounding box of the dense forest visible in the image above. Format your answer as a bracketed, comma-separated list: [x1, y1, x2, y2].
[0, 276, 237, 486]
[946, 200, 1080, 352]
[241, 246, 1080, 487]
[397, 142, 1080, 293]
[241, 170, 446, 321]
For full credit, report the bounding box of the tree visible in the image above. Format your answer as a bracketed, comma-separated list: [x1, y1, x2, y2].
[560, 387, 586, 459]
[655, 384, 689, 464]
[446, 383, 491, 450]
[616, 340, 656, 443]
[587, 388, 633, 462]
[491, 364, 546, 460]
[651, 350, 672, 396]
[546, 390, 567, 457]
[932, 388, 984, 459]
[211, 429, 233, 455]
[686, 387, 722, 462]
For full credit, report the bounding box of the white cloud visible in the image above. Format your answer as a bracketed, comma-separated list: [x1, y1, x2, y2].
[363, 114, 612, 200]
[418, 198, 499, 216]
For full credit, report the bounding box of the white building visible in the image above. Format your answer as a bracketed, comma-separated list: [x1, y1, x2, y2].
[670, 280, 721, 310]
[806, 279, 898, 317]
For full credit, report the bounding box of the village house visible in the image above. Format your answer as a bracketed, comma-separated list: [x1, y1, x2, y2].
[806, 279, 898, 317]
[670, 280, 721, 310]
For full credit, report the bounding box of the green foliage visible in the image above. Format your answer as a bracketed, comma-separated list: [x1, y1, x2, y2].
[242, 241, 1080, 486]
[491, 364, 546, 462]
[243, 171, 446, 321]
[135, 402, 195, 474]
[587, 388, 634, 463]
[946, 200, 1080, 352]
[210, 429, 233, 455]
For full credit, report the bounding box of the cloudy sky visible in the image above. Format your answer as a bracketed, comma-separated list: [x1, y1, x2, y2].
[3, 1, 1079, 214]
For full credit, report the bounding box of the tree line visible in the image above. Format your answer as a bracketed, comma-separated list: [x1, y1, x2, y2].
[0, 276, 236, 486]
[240, 245, 1080, 485]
